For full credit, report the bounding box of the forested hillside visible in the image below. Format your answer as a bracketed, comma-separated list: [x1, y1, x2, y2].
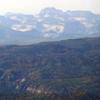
[0, 37, 100, 100]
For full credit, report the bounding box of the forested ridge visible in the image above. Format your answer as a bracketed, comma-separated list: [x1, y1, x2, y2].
[0, 37, 100, 100]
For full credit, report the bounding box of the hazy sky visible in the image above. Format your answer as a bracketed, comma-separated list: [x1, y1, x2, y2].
[0, 0, 100, 14]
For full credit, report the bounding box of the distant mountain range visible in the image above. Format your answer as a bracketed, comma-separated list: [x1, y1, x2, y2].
[0, 37, 100, 99]
[0, 7, 100, 45]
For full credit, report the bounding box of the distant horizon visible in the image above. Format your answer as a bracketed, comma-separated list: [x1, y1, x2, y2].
[0, 0, 100, 15]
[0, 7, 100, 16]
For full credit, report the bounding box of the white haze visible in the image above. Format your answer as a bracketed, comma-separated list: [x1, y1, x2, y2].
[0, 0, 100, 15]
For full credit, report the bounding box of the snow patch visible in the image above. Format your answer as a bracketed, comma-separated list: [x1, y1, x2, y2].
[43, 24, 64, 33]
[11, 24, 33, 32]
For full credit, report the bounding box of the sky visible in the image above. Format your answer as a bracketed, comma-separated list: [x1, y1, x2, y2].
[0, 0, 100, 15]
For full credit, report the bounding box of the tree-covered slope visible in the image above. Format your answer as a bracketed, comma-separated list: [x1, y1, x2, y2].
[0, 37, 100, 99]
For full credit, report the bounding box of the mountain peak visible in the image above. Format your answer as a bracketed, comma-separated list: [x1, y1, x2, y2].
[0, 8, 100, 45]
[39, 7, 64, 17]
